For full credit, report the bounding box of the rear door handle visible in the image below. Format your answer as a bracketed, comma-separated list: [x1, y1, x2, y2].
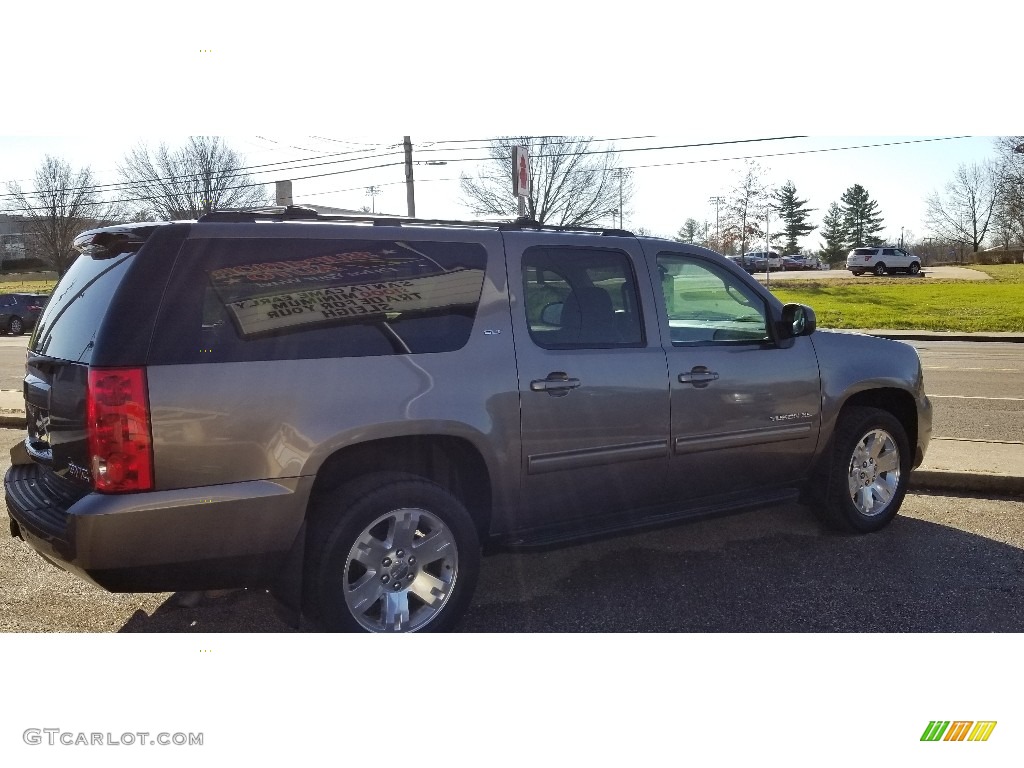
[530, 372, 581, 396]
[678, 367, 719, 387]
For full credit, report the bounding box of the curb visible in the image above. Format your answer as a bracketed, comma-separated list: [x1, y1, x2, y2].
[909, 470, 1024, 498]
[0, 414, 25, 429]
[866, 331, 1024, 344]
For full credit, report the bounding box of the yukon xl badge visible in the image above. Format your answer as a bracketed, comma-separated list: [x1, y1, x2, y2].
[769, 412, 812, 422]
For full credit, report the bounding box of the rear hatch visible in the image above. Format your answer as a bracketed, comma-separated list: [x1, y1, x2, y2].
[20, 225, 180, 497]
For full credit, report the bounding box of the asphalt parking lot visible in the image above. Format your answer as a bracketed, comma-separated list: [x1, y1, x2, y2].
[2, 426, 1021, 633]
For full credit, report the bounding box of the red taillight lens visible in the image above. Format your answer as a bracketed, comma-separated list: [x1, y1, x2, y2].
[86, 368, 154, 493]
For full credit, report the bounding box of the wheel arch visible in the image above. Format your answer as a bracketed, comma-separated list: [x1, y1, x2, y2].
[839, 388, 918, 452]
[307, 434, 494, 541]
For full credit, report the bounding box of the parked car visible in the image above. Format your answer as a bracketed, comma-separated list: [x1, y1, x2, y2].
[4, 208, 932, 632]
[744, 250, 783, 270]
[0, 292, 48, 335]
[727, 253, 770, 272]
[847, 247, 921, 276]
[782, 256, 828, 271]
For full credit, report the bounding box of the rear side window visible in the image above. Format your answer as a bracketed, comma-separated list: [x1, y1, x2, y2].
[522, 246, 644, 349]
[29, 253, 134, 363]
[149, 237, 488, 364]
[853, 248, 877, 256]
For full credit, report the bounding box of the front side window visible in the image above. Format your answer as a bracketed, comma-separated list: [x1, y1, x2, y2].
[657, 253, 769, 345]
[522, 246, 644, 349]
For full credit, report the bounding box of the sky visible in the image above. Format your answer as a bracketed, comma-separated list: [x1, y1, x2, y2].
[0, 134, 1003, 251]
[2, 4, 1022, 764]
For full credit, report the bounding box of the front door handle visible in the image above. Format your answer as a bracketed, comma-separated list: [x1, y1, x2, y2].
[531, 372, 581, 396]
[678, 366, 719, 388]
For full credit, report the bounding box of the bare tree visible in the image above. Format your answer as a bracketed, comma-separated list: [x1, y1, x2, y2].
[4, 155, 121, 274]
[722, 161, 769, 258]
[925, 162, 998, 252]
[459, 136, 631, 227]
[118, 136, 269, 220]
[993, 136, 1024, 247]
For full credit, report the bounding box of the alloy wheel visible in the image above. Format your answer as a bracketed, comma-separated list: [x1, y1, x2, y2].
[342, 507, 459, 632]
[846, 428, 901, 518]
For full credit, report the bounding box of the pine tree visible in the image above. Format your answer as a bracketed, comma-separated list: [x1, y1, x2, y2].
[840, 184, 885, 248]
[819, 202, 848, 263]
[674, 218, 701, 243]
[772, 181, 815, 254]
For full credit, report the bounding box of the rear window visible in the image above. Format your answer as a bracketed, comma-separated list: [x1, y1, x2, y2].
[149, 237, 488, 364]
[29, 253, 134, 363]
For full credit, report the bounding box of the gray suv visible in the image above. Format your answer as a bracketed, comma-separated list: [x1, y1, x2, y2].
[5, 208, 932, 632]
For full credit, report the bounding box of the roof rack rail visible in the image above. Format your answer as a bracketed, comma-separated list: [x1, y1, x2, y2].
[197, 207, 635, 237]
[497, 216, 634, 237]
[198, 206, 323, 223]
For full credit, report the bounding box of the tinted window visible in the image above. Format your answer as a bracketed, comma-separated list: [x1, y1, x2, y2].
[657, 254, 769, 345]
[29, 253, 134, 363]
[150, 237, 488, 364]
[522, 247, 644, 349]
[853, 248, 876, 256]
[882, 248, 895, 256]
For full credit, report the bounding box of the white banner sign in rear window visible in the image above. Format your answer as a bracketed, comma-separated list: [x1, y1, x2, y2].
[208, 241, 486, 339]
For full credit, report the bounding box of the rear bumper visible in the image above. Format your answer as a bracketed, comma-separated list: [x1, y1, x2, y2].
[5, 462, 312, 592]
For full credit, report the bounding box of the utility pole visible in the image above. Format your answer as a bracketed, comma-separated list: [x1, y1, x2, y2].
[404, 136, 415, 218]
[365, 185, 381, 214]
[612, 168, 630, 229]
[708, 195, 725, 249]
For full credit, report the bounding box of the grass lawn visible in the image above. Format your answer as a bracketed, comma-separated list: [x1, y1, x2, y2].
[767, 264, 1024, 332]
[0, 272, 58, 293]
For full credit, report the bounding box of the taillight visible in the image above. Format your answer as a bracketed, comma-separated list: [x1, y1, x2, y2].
[86, 368, 154, 493]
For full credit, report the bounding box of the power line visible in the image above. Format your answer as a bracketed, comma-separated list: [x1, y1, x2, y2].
[0, 135, 978, 216]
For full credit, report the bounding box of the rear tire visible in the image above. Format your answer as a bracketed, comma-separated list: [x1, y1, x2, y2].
[305, 472, 481, 632]
[815, 406, 911, 533]
[873, 263, 887, 276]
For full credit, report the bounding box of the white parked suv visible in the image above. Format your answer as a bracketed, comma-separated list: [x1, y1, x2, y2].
[847, 246, 921, 276]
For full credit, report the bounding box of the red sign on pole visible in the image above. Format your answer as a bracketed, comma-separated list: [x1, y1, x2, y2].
[513, 146, 530, 197]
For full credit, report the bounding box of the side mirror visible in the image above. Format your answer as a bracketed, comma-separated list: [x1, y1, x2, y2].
[781, 303, 816, 338]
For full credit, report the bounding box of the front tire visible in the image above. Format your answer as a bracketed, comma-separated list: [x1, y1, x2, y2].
[817, 406, 911, 533]
[909, 262, 921, 275]
[305, 472, 481, 632]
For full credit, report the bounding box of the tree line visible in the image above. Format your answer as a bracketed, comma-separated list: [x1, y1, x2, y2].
[673, 136, 1024, 264]
[3, 137, 268, 273]
[675, 163, 892, 262]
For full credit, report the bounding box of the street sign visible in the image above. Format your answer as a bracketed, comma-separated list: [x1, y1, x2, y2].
[513, 146, 530, 197]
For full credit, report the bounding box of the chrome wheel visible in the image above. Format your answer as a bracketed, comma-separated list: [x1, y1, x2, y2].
[343, 507, 459, 632]
[846, 428, 901, 518]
